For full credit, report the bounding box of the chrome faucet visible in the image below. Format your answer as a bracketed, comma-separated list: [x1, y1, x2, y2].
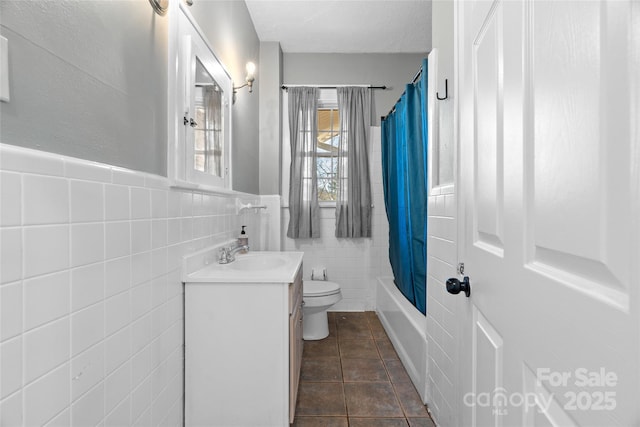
[218, 243, 250, 264]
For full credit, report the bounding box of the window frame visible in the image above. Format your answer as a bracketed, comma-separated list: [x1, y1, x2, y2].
[281, 88, 339, 207]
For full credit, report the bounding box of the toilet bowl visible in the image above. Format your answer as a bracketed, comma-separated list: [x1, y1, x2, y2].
[302, 280, 342, 340]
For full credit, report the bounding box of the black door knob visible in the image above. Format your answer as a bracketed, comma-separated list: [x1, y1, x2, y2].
[446, 276, 471, 297]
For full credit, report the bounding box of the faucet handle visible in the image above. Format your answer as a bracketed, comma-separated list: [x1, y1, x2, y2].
[218, 247, 229, 263]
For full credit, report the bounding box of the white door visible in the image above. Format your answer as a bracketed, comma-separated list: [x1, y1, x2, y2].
[456, 1, 640, 426]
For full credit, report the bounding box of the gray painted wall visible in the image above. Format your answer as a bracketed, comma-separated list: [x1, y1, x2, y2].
[258, 42, 283, 195]
[0, 1, 168, 175]
[0, 0, 260, 193]
[283, 53, 429, 124]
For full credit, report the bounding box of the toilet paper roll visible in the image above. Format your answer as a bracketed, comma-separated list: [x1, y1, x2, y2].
[311, 268, 327, 281]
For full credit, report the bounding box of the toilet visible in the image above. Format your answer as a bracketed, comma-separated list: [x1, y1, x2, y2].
[302, 280, 342, 340]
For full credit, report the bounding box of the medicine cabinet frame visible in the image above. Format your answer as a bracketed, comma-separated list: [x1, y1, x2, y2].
[168, 2, 233, 190]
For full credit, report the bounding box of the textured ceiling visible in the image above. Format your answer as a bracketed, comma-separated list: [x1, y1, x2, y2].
[244, 0, 432, 53]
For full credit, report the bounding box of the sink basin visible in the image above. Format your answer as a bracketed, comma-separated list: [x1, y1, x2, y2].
[228, 254, 288, 271]
[184, 250, 304, 283]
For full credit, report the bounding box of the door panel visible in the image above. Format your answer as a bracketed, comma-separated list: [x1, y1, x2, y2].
[457, 1, 639, 426]
[474, 2, 505, 256]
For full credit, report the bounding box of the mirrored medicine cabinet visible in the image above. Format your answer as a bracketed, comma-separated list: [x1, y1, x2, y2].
[169, 4, 232, 190]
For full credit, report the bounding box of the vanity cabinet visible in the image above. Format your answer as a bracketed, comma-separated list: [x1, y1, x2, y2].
[184, 257, 303, 427]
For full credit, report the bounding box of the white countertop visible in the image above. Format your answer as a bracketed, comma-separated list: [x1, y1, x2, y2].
[184, 251, 303, 284]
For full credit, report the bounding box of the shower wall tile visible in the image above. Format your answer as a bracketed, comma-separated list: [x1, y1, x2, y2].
[0, 143, 267, 426]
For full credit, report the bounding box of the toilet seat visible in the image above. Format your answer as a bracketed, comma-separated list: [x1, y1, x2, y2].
[303, 280, 341, 297]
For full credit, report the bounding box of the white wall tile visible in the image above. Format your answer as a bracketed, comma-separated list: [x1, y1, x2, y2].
[131, 374, 152, 424]
[71, 263, 105, 312]
[71, 382, 104, 427]
[105, 184, 130, 221]
[105, 291, 131, 337]
[24, 271, 70, 330]
[23, 175, 69, 225]
[112, 167, 145, 187]
[0, 171, 21, 226]
[0, 145, 64, 176]
[151, 219, 168, 252]
[71, 343, 104, 401]
[131, 315, 152, 354]
[150, 189, 168, 219]
[130, 188, 150, 220]
[151, 248, 168, 279]
[70, 223, 104, 267]
[23, 363, 70, 427]
[131, 345, 152, 389]
[105, 398, 130, 427]
[45, 407, 70, 427]
[0, 391, 22, 425]
[130, 252, 151, 287]
[65, 158, 112, 183]
[131, 220, 151, 254]
[1, 145, 267, 427]
[24, 318, 70, 384]
[70, 180, 104, 222]
[0, 281, 22, 341]
[71, 303, 104, 356]
[105, 256, 131, 298]
[23, 225, 69, 278]
[0, 228, 22, 285]
[105, 221, 131, 260]
[104, 326, 131, 375]
[105, 361, 131, 415]
[0, 337, 22, 399]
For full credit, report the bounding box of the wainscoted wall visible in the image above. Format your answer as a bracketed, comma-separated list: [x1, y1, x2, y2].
[425, 187, 457, 426]
[0, 144, 267, 426]
[281, 127, 392, 310]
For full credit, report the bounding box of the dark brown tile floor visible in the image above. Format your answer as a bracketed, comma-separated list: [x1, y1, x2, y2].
[293, 312, 436, 427]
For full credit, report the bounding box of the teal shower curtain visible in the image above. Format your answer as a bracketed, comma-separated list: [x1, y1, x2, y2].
[381, 58, 428, 315]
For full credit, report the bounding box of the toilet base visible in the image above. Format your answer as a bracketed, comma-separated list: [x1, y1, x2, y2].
[303, 306, 331, 340]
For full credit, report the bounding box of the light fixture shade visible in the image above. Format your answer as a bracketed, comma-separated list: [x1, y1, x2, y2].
[246, 62, 256, 78]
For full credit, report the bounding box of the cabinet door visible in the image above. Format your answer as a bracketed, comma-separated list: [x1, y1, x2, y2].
[175, 9, 232, 189]
[289, 270, 303, 423]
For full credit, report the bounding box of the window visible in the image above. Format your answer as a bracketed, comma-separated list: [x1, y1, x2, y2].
[316, 108, 340, 201]
[281, 88, 342, 206]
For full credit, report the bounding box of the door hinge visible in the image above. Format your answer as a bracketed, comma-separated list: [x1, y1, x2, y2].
[457, 262, 465, 275]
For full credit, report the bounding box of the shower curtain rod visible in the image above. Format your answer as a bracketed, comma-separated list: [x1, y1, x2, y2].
[281, 84, 387, 90]
[382, 65, 423, 121]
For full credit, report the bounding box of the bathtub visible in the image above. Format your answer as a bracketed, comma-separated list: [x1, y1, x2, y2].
[376, 277, 428, 402]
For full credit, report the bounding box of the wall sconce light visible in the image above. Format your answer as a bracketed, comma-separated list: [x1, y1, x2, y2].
[149, 0, 169, 15]
[233, 62, 256, 104]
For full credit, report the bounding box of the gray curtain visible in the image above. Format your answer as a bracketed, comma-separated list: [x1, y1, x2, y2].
[203, 85, 222, 177]
[335, 87, 372, 237]
[287, 87, 320, 238]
